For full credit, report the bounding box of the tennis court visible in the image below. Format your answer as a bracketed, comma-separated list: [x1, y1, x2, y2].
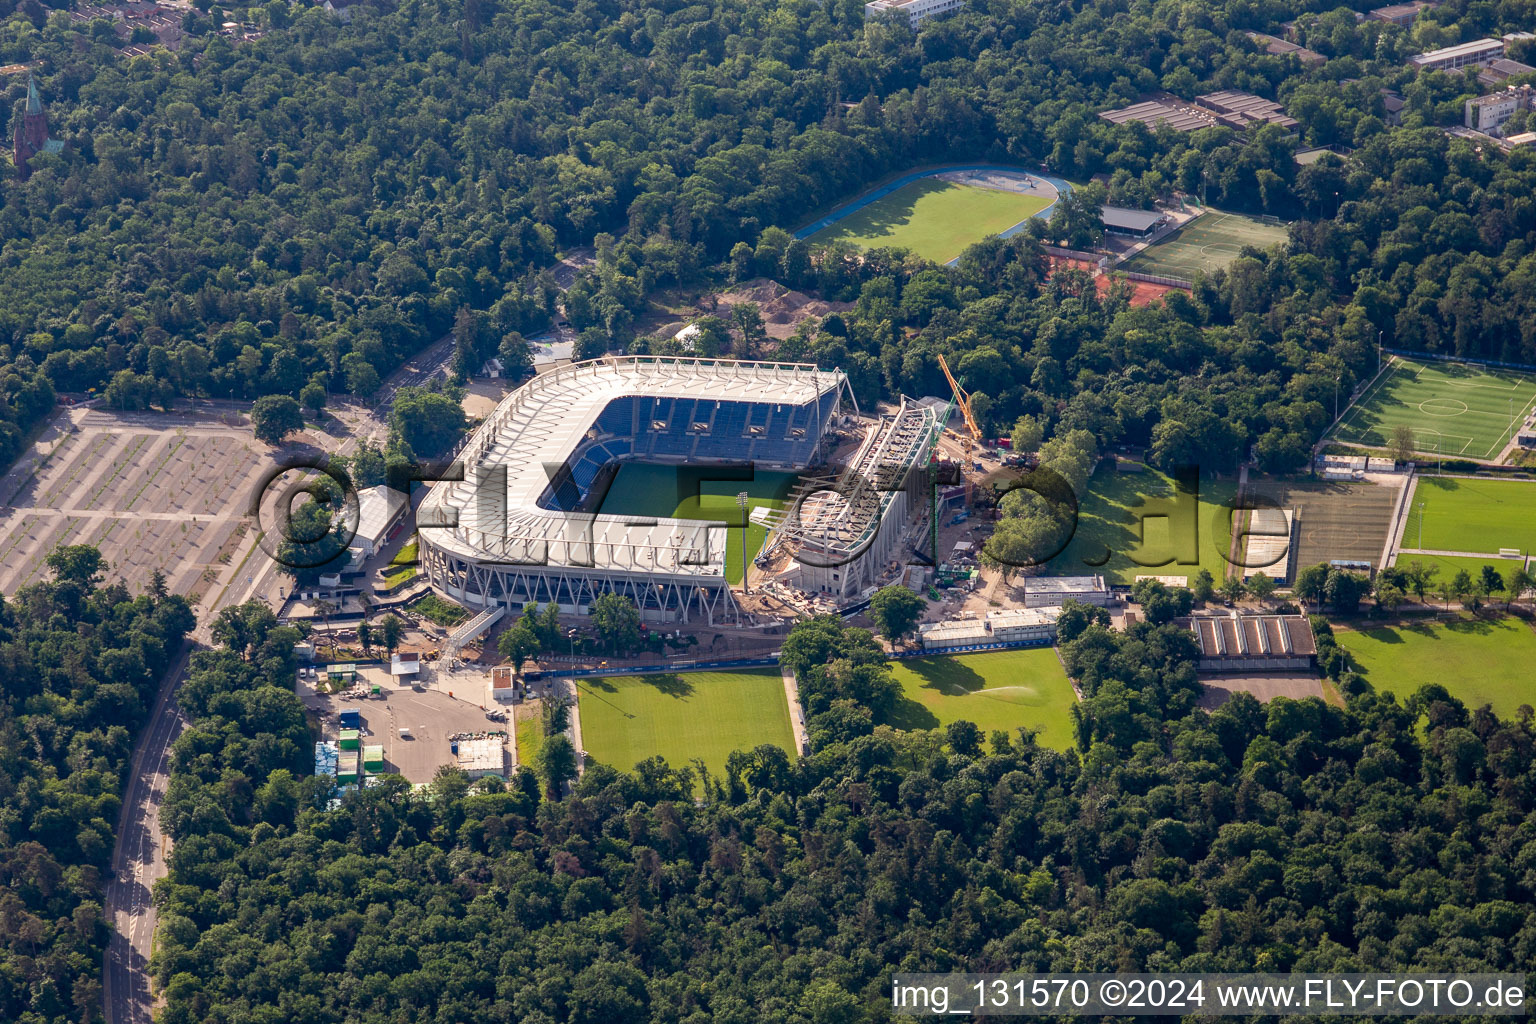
[1329, 357, 1536, 461]
[1120, 210, 1289, 279]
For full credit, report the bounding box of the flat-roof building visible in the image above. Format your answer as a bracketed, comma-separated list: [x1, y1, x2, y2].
[1101, 206, 1168, 238]
[1021, 575, 1111, 608]
[984, 607, 1061, 643]
[348, 484, 408, 566]
[864, 0, 963, 29]
[1368, 1, 1432, 26]
[1409, 38, 1504, 72]
[1185, 613, 1318, 673]
[1466, 85, 1533, 132]
[456, 737, 506, 779]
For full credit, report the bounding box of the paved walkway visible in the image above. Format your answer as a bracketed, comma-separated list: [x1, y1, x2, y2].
[780, 665, 808, 755]
[564, 676, 585, 776]
[1396, 547, 1528, 560]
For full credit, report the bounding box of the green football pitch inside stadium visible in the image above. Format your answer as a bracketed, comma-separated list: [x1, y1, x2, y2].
[1335, 616, 1536, 720]
[1329, 357, 1536, 460]
[807, 179, 1050, 263]
[575, 669, 795, 779]
[1120, 209, 1290, 279]
[598, 464, 798, 585]
[884, 649, 1078, 750]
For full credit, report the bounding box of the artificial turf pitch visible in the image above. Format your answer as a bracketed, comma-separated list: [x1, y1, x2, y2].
[1329, 357, 1536, 460]
[884, 648, 1078, 750]
[599, 464, 798, 585]
[1335, 616, 1536, 720]
[806, 179, 1050, 264]
[575, 669, 795, 778]
[1120, 210, 1289, 279]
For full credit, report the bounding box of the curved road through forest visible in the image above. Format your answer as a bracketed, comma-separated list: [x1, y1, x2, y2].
[100, 334, 461, 1024]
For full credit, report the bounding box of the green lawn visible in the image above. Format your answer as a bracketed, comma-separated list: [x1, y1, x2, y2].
[1121, 210, 1290, 279]
[1033, 467, 1240, 585]
[600, 464, 798, 584]
[576, 669, 794, 778]
[1329, 358, 1536, 461]
[807, 179, 1050, 263]
[885, 649, 1078, 750]
[1335, 616, 1536, 719]
[514, 715, 543, 768]
[1406, 476, 1536, 554]
[1392, 553, 1529, 591]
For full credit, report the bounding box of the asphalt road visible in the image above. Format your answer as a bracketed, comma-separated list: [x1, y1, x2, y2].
[99, 334, 457, 1024]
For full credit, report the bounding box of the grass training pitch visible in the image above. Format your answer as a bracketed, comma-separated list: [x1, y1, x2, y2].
[1392, 552, 1530, 589]
[1405, 476, 1536, 554]
[600, 464, 798, 584]
[1329, 357, 1536, 461]
[576, 669, 794, 778]
[1120, 210, 1289, 279]
[885, 649, 1078, 750]
[1034, 467, 1240, 585]
[1335, 616, 1536, 720]
[806, 179, 1050, 263]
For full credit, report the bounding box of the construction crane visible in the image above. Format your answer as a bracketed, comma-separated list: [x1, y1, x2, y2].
[936, 353, 983, 450]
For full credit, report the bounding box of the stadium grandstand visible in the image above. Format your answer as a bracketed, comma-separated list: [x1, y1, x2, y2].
[758, 396, 944, 601]
[417, 356, 848, 625]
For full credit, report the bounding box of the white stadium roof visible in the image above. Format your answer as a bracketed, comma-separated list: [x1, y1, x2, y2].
[418, 356, 846, 578]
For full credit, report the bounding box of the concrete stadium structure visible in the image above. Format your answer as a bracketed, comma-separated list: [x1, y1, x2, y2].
[418, 356, 848, 624]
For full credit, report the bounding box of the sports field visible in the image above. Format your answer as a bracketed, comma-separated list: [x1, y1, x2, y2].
[807, 179, 1050, 263]
[1242, 478, 1398, 577]
[600, 464, 798, 584]
[575, 669, 794, 778]
[1121, 210, 1290, 279]
[884, 649, 1078, 750]
[1405, 476, 1536, 553]
[1033, 467, 1240, 585]
[1393, 552, 1530, 589]
[1335, 616, 1536, 719]
[1329, 357, 1536, 461]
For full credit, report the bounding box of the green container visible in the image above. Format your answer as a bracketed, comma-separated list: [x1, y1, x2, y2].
[363, 745, 384, 770]
[339, 729, 360, 750]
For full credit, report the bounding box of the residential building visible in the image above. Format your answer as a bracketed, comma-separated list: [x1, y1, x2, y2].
[1409, 38, 1505, 72]
[863, 0, 964, 30]
[1465, 85, 1533, 133]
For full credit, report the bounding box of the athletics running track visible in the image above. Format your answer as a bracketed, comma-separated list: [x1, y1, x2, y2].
[792, 163, 1075, 265]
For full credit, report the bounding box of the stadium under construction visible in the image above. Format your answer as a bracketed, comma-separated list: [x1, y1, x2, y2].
[417, 356, 945, 625]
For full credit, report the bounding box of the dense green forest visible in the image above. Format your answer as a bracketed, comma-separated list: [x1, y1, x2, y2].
[2, 0, 1536, 473]
[0, 547, 194, 1024]
[149, 610, 1536, 1022]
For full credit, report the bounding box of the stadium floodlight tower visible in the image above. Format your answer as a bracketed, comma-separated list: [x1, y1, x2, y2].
[417, 356, 848, 625]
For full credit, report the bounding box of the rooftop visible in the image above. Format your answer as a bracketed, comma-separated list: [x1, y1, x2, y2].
[1099, 99, 1216, 133]
[1409, 38, 1504, 64]
[456, 737, 505, 773]
[418, 357, 845, 575]
[1102, 206, 1167, 232]
[1186, 614, 1318, 659]
[1022, 575, 1109, 593]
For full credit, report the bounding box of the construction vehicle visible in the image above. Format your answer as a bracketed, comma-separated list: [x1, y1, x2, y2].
[936, 353, 984, 452]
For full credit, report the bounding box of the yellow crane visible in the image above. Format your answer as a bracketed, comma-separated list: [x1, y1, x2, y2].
[936, 353, 983, 449]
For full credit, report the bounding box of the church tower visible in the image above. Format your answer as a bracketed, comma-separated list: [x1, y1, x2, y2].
[14, 74, 52, 180]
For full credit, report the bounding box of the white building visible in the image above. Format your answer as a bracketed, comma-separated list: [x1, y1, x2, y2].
[864, 0, 964, 30]
[917, 620, 991, 651]
[984, 607, 1061, 643]
[1409, 38, 1505, 72]
[389, 651, 420, 679]
[1020, 575, 1110, 608]
[456, 737, 506, 779]
[1465, 85, 1533, 133]
[348, 484, 408, 567]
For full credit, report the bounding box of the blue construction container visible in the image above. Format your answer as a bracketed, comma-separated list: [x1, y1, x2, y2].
[338, 708, 361, 728]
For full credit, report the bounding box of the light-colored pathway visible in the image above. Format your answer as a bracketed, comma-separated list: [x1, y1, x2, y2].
[781, 665, 808, 755]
